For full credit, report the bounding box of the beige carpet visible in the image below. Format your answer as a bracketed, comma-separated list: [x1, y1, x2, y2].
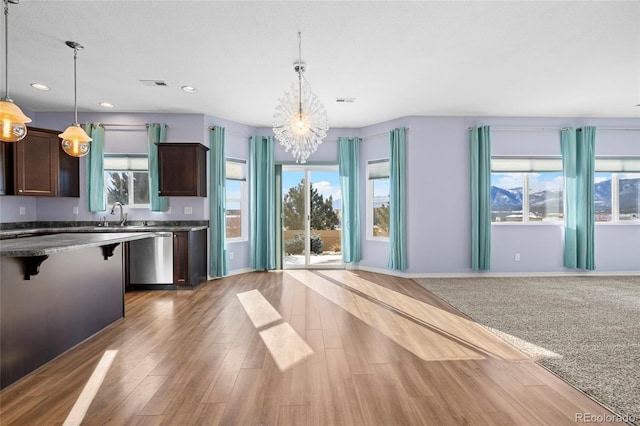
[414, 275, 640, 425]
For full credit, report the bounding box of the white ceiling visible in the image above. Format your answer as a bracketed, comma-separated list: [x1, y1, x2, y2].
[6, 0, 640, 128]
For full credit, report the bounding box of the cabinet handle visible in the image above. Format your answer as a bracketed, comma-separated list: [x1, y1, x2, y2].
[18, 189, 23, 193]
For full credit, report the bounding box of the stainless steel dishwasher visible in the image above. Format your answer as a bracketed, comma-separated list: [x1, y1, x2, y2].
[128, 232, 173, 287]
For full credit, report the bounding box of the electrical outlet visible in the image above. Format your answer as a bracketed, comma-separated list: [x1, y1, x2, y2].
[229, 252, 234, 260]
[73, 206, 79, 214]
[515, 253, 521, 262]
[19, 206, 26, 215]
[184, 206, 193, 215]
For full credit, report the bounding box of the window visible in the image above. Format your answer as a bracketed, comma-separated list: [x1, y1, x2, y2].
[367, 159, 390, 239]
[594, 158, 640, 223]
[104, 155, 149, 208]
[491, 158, 563, 223]
[492, 157, 640, 224]
[226, 159, 247, 241]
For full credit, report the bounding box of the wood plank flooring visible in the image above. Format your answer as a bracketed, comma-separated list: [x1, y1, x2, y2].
[0, 270, 620, 425]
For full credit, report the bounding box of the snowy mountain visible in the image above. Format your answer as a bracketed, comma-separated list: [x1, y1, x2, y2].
[491, 178, 639, 220]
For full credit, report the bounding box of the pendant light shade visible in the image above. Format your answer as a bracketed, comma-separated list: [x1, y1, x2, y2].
[60, 124, 91, 157]
[59, 41, 91, 158]
[0, 99, 31, 142]
[1, 0, 32, 143]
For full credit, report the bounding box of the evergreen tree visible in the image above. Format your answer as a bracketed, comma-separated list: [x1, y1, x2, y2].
[283, 179, 340, 230]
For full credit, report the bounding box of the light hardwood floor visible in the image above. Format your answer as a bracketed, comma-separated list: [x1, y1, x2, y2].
[0, 270, 619, 425]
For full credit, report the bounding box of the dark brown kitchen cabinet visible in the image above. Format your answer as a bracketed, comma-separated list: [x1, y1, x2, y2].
[0, 128, 79, 197]
[0, 142, 13, 195]
[173, 229, 207, 287]
[157, 143, 208, 197]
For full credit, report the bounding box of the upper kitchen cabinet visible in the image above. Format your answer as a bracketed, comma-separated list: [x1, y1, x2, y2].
[157, 143, 208, 197]
[1, 127, 79, 197]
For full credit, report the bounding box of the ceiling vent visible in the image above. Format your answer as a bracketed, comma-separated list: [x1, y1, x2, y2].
[140, 80, 168, 87]
[336, 97, 356, 103]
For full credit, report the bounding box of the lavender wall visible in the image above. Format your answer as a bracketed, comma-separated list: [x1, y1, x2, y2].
[29, 112, 210, 223]
[2, 111, 638, 275]
[357, 116, 640, 276]
[209, 116, 254, 273]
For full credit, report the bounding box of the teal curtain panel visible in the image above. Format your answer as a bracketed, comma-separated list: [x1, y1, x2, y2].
[561, 127, 596, 270]
[147, 123, 169, 212]
[209, 127, 228, 277]
[388, 128, 407, 271]
[470, 126, 491, 271]
[250, 135, 276, 270]
[338, 137, 362, 263]
[86, 123, 106, 212]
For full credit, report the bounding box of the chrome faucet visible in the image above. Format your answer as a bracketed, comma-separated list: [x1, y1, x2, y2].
[110, 202, 128, 226]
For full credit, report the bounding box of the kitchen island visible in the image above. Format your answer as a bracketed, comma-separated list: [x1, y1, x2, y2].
[0, 232, 157, 390]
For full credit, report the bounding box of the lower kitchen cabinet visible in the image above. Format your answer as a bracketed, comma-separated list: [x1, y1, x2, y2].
[126, 228, 207, 290]
[174, 229, 207, 288]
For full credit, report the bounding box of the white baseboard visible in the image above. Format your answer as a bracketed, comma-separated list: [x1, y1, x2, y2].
[352, 264, 410, 278]
[221, 267, 638, 281]
[210, 267, 255, 280]
[408, 270, 640, 279]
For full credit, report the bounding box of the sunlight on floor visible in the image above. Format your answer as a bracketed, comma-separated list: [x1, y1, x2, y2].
[287, 270, 528, 362]
[482, 326, 563, 360]
[259, 323, 314, 372]
[237, 289, 283, 328]
[63, 350, 118, 426]
[237, 289, 313, 372]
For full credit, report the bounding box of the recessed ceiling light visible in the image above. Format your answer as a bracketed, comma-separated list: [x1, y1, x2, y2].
[181, 85, 197, 93]
[31, 83, 50, 91]
[99, 102, 114, 108]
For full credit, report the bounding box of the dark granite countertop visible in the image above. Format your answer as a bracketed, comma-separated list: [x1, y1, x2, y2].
[0, 221, 208, 238]
[0, 232, 159, 257]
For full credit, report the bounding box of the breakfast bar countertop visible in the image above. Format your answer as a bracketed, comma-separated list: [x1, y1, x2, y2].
[0, 221, 209, 238]
[0, 232, 158, 257]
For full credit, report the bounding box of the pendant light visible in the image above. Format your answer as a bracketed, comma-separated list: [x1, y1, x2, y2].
[59, 41, 92, 157]
[273, 32, 328, 164]
[0, 0, 32, 142]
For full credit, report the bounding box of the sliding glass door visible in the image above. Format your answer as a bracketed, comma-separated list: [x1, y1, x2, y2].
[282, 166, 343, 269]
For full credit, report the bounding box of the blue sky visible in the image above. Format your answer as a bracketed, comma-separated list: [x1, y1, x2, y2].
[283, 170, 342, 207]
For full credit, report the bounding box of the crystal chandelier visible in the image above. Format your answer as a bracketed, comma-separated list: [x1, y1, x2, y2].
[273, 32, 328, 164]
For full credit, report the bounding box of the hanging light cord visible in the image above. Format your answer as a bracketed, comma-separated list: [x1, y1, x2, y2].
[3, 0, 10, 100]
[72, 45, 79, 126]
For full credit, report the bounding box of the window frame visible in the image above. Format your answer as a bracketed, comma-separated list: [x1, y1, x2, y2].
[103, 154, 150, 209]
[491, 156, 640, 225]
[225, 158, 248, 242]
[594, 171, 640, 225]
[366, 159, 390, 241]
[491, 157, 564, 225]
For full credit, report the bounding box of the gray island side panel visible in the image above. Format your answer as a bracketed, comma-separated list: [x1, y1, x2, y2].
[0, 239, 132, 390]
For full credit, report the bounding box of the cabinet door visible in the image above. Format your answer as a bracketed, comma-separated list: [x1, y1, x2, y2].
[16, 130, 58, 196]
[0, 143, 15, 195]
[157, 143, 208, 197]
[173, 232, 189, 286]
